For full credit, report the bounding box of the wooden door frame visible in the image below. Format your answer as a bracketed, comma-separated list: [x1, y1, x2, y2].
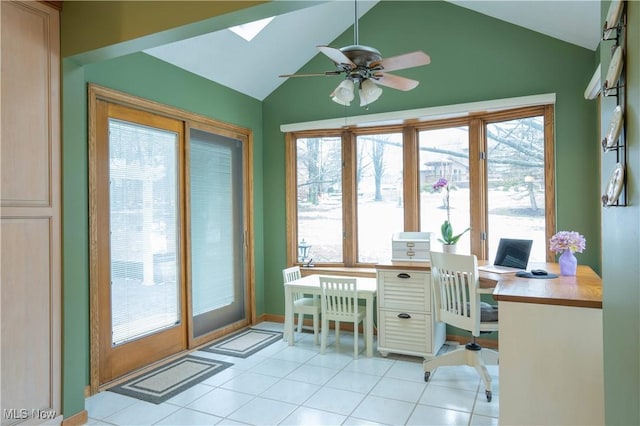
[88, 84, 255, 393]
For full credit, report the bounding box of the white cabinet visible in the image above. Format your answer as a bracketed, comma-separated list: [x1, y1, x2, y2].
[376, 266, 445, 358]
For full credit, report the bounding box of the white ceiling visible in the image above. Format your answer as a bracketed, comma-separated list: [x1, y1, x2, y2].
[145, 0, 601, 101]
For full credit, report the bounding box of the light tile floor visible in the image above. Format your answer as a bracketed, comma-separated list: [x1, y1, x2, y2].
[86, 322, 499, 426]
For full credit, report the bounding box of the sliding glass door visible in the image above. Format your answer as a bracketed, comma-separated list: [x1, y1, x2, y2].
[96, 102, 187, 384]
[188, 127, 245, 339]
[89, 85, 254, 388]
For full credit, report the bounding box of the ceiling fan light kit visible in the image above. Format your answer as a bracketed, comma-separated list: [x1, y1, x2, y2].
[359, 78, 383, 106]
[331, 79, 356, 106]
[279, 0, 430, 108]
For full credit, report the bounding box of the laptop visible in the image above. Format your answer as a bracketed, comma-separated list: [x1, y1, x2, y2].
[478, 238, 533, 273]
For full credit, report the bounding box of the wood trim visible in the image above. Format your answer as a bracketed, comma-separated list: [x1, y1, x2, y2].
[343, 130, 356, 266]
[469, 118, 486, 259]
[88, 84, 251, 137]
[184, 124, 195, 348]
[284, 132, 298, 266]
[544, 104, 556, 262]
[87, 93, 104, 395]
[40, 1, 62, 11]
[244, 130, 256, 324]
[87, 83, 255, 391]
[403, 126, 419, 230]
[61, 410, 88, 426]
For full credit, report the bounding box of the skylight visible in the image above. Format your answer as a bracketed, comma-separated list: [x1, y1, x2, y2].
[229, 17, 274, 42]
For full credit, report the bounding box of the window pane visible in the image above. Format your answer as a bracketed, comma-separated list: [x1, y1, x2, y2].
[356, 133, 403, 263]
[418, 127, 471, 253]
[190, 129, 245, 337]
[486, 116, 546, 262]
[109, 119, 180, 346]
[297, 136, 342, 263]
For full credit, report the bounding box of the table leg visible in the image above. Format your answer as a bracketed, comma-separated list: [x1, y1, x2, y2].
[284, 286, 294, 345]
[366, 294, 374, 357]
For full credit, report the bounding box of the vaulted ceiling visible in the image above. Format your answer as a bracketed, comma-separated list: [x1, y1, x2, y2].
[144, 0, 600, 101]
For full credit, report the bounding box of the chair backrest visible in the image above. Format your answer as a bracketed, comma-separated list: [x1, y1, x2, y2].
[282, 266, 301, 283]
[283, 266, 304, 302]
[430, 251, 482, 337]
[319, 276, 358, 321]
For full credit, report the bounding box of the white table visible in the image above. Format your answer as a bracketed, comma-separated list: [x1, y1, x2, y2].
[284, 274, 377, 357]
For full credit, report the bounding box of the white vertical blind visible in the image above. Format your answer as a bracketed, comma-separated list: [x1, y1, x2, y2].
[109, 119, 180, 345]
[190, 132, 236, 316]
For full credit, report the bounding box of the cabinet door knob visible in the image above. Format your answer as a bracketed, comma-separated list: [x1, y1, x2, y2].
[397, 273, 411, 279]
[397, 313, 411, 319]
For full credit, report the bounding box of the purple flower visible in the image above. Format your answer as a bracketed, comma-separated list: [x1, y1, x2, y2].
[549, 231, 586, 253]
[433, 178, 448, 191]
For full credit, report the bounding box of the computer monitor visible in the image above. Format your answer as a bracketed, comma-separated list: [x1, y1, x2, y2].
[493, 238, 533, 269]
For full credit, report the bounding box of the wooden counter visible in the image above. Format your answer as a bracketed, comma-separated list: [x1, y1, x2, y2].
[491, 263, 602, 309]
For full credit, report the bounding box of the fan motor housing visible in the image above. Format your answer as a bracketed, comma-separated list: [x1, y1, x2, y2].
[340, 44, 382, 67]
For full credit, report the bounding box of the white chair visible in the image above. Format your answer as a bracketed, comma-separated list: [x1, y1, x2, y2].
[424, 251, 499, 402]
[319, 276, 366, 358]
[283, 266, 321, 344]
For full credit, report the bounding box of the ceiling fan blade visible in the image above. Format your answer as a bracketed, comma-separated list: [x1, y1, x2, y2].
[371, 51, 431, 72]
[373, 73, 420, 91]
[279, 71, 342, 78]
[317, 45, 356, 68]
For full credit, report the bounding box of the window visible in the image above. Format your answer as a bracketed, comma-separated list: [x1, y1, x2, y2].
[295, 135, 343, 263]
[356, 132, 403, 263]
[286, 105, 555, 267]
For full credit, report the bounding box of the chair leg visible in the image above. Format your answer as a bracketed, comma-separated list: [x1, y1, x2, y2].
[296, 312, 303, 333]
[335, 321, 340, 347]
[313, 312, 320, 345]
[468, 350, 492, 389]
[423, 347, 470, 375]
[422, 346, 495, 402]
[481, 348, 499, 365]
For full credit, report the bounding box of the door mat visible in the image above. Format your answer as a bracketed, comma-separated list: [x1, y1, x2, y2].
[200, 328, 283, 358]
[107, 355, 233, 404]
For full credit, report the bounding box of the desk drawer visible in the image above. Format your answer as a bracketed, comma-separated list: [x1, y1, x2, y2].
[378, 270, 430, 312]
[378, 310, 431, 355]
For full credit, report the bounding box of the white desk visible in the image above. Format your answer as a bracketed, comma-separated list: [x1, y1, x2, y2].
[284, 274, 377, 357]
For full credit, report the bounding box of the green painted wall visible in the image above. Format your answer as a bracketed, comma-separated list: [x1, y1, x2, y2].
[262, 0, 600, 318]
[61, 53, 264, 416]
[61, 59, 90, 420]
[600, 1, 640, 424]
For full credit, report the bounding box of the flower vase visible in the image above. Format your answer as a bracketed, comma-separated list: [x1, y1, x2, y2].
[443, 244, 457, 254]
[559, 249, 577, 276]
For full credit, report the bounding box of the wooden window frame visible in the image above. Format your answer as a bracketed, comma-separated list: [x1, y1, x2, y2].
[285, 105, 556, 267]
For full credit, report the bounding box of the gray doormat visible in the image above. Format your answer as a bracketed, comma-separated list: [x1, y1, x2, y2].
[200, 328, 283, 358]
[107, 355, 233, 404]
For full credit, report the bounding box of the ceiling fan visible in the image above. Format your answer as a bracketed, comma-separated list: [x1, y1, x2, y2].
[279, 0, 431, 107]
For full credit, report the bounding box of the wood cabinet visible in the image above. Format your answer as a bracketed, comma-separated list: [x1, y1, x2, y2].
[376, 264, 445, 358]
[0, 1, 61, 422]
